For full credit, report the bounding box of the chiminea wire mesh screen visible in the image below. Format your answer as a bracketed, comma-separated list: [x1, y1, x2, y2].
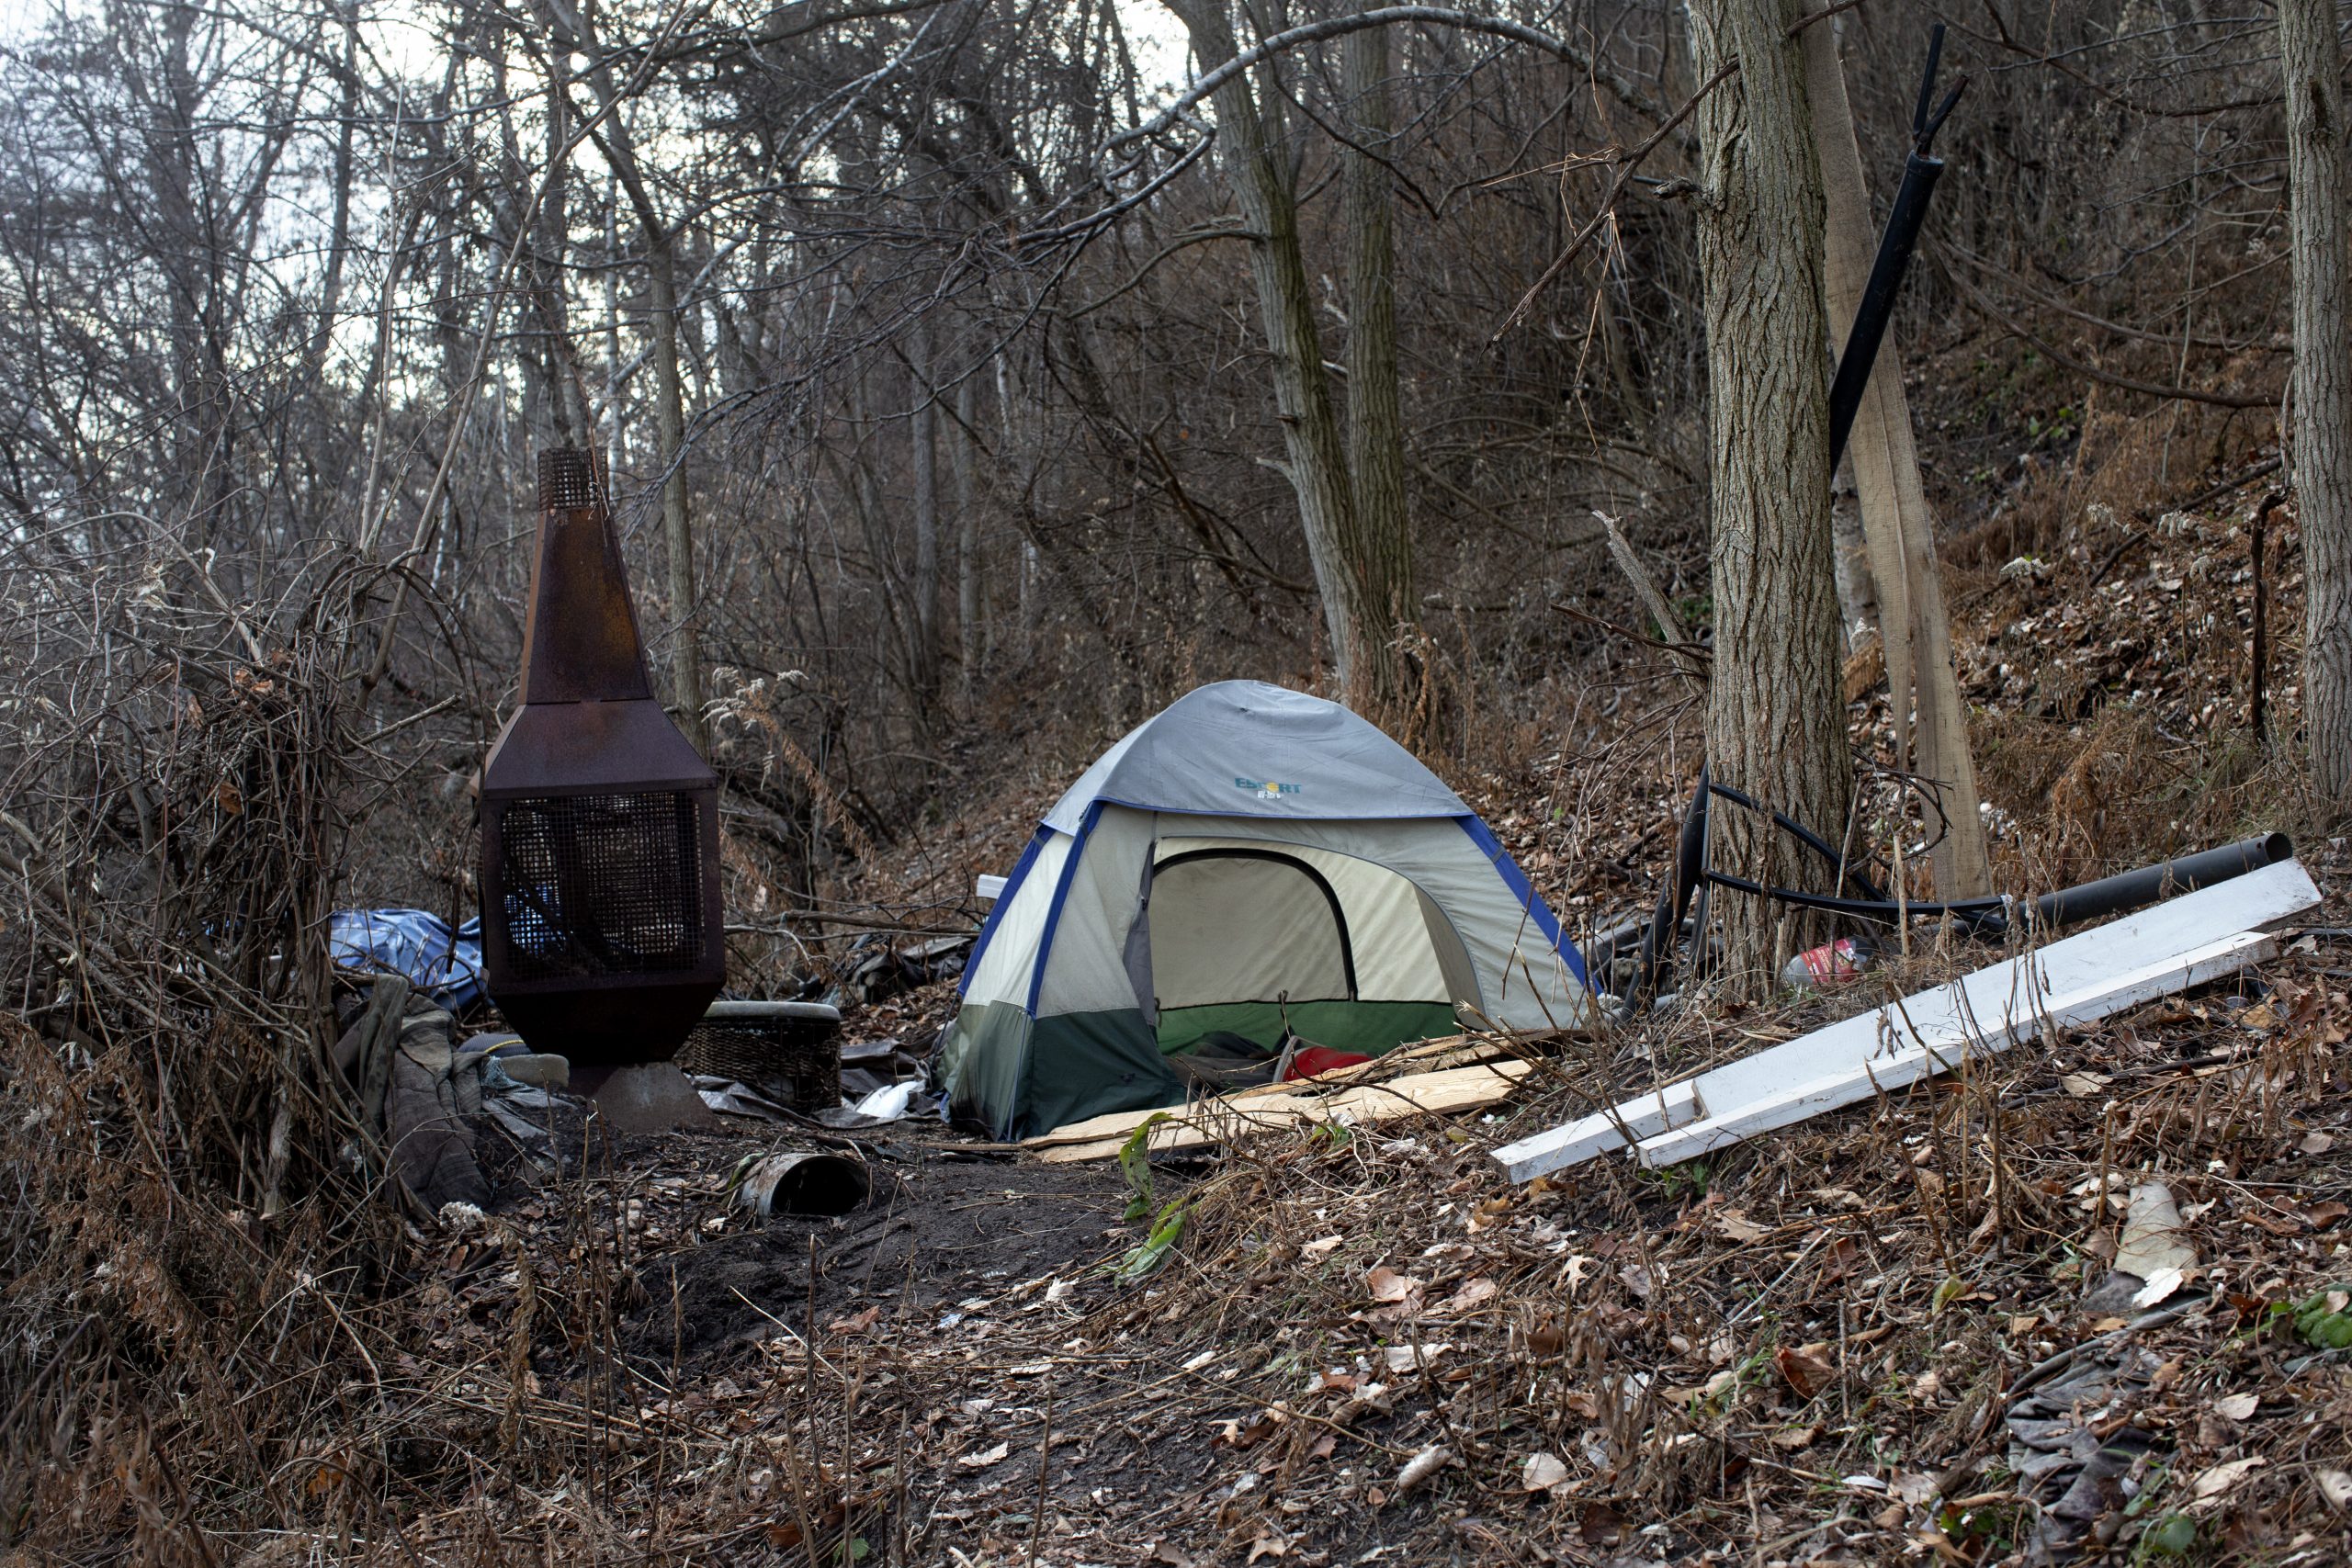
[491, 792, 708, 982]
[538, 447, 605, 511]
[478, 447, 726, 1064]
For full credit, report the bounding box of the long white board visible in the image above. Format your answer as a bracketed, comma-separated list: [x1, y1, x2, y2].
[1632, 929, 2274, 1167]
[1492, 858, 2319, 1180]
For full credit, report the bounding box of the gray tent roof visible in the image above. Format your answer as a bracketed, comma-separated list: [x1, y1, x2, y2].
[1041, 681, 1468, 832]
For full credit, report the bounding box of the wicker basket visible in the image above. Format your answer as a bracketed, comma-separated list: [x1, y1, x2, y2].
[677, 1000, 843, 1112]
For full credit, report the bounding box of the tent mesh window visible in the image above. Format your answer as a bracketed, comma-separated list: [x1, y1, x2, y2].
[678, 1008, 841, 1112]
[489, 792, 707, 981]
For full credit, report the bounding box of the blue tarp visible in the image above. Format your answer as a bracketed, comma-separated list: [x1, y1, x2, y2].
[330, 908, 485, 1010]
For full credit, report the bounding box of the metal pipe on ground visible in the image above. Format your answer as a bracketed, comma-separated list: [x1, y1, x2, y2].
[733, 1151, 871, 1217]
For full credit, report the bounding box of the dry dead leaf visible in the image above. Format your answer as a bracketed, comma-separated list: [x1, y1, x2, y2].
[1770, 1425, 1818, 1450]
[2189, 1456, 2266, 1507]
[956, 1441, 1009, 1470]
[1521, 1451, 1569, 1491]
[1434, 1277, 1498, 1314]
[2115, 1184, 2198, 1278]
[1216, 1414, 1278, 1450]
[1365, 1266, 1422, 1303]
[1382, 1341, 1452, 1373]
[2315, 1470, 2352, 1511]
[1775, 1344, 1838, 1400]
[2061, 1071, 2112, 1098]
[1818, 1235, 1863, 1284]
[1714, 1208, 1770, 1243]
[2214, 1392, 2258, 1421]
[1394, 1444, 1451, 1493]
[1577, 1499, 1626, 1544]
[2132, 1266, 2188, 1309]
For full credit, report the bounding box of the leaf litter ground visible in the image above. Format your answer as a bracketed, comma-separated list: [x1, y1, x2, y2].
[212, 457, 2352, 1563]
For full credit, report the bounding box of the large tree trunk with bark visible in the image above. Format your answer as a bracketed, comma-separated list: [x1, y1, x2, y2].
[2280, 0, 2352, 806]
[1340, 14, 1417, 718]
[1161, 0, 1402, 707]
[1688, 0, 1852, 997]
[1801, 18, 1989, 896]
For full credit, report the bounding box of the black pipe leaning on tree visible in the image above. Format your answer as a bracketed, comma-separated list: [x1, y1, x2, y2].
[1826, 24, 1967, 467]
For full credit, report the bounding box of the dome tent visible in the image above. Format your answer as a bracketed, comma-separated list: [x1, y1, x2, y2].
[940, 682, 1590, 1139]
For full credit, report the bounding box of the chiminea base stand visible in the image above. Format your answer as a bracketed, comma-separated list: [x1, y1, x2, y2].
[570, 1062, 722, 1134]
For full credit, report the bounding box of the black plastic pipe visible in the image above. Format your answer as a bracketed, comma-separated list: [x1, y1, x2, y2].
[1828, 152, 1944, 467]
[2029, 833, 2293, 932]
[1630, 766, 1713, 1000]
[1826, 24, 1965, 468]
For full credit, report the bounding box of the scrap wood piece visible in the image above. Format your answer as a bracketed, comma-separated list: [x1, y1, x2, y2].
[1030, 1059, 1533, 1165]
[1802, 18, 1989, 897]
[1020, 1032, 1500, 1151]
[1493, 857, 2319, 1181]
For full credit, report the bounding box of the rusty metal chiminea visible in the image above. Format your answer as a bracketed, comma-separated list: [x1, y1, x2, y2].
[479, 449, 723, 1065]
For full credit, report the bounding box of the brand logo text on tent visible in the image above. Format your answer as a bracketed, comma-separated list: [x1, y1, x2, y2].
[1235, 776, 1301, 798]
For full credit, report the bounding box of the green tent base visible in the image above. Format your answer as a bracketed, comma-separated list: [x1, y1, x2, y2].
[1156, 998, 1459, 1057]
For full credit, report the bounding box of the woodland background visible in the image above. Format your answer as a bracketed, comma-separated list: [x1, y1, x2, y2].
[0, 0, 2333, 1561]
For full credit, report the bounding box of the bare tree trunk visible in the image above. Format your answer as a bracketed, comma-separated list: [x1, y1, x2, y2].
[954, 369, 983, 702]
[910, 320, 942, 708]
[1340, 12, 1417, 718]
[1162, 0, 1372, 696]
[1688, 0, 1851, 997]
[2281, 0, 2352, 806]
[646, 240, 707, 750]
[1827, 489, 1874, 626]
[1802, 17, 1988, 895]
[604, 173, 623, 466]
[301, 3, 360, 400]
[547, 0, 707, 750]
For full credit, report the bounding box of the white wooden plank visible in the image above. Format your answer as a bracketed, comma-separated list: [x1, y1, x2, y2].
[976, 874, 1007, 902]
[1489, 859, 2317, 1184]
[1690, 859, 2318, 1119]
[1492, 1078, 1703, 1182]
[1632, 930, 2276, 1168]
